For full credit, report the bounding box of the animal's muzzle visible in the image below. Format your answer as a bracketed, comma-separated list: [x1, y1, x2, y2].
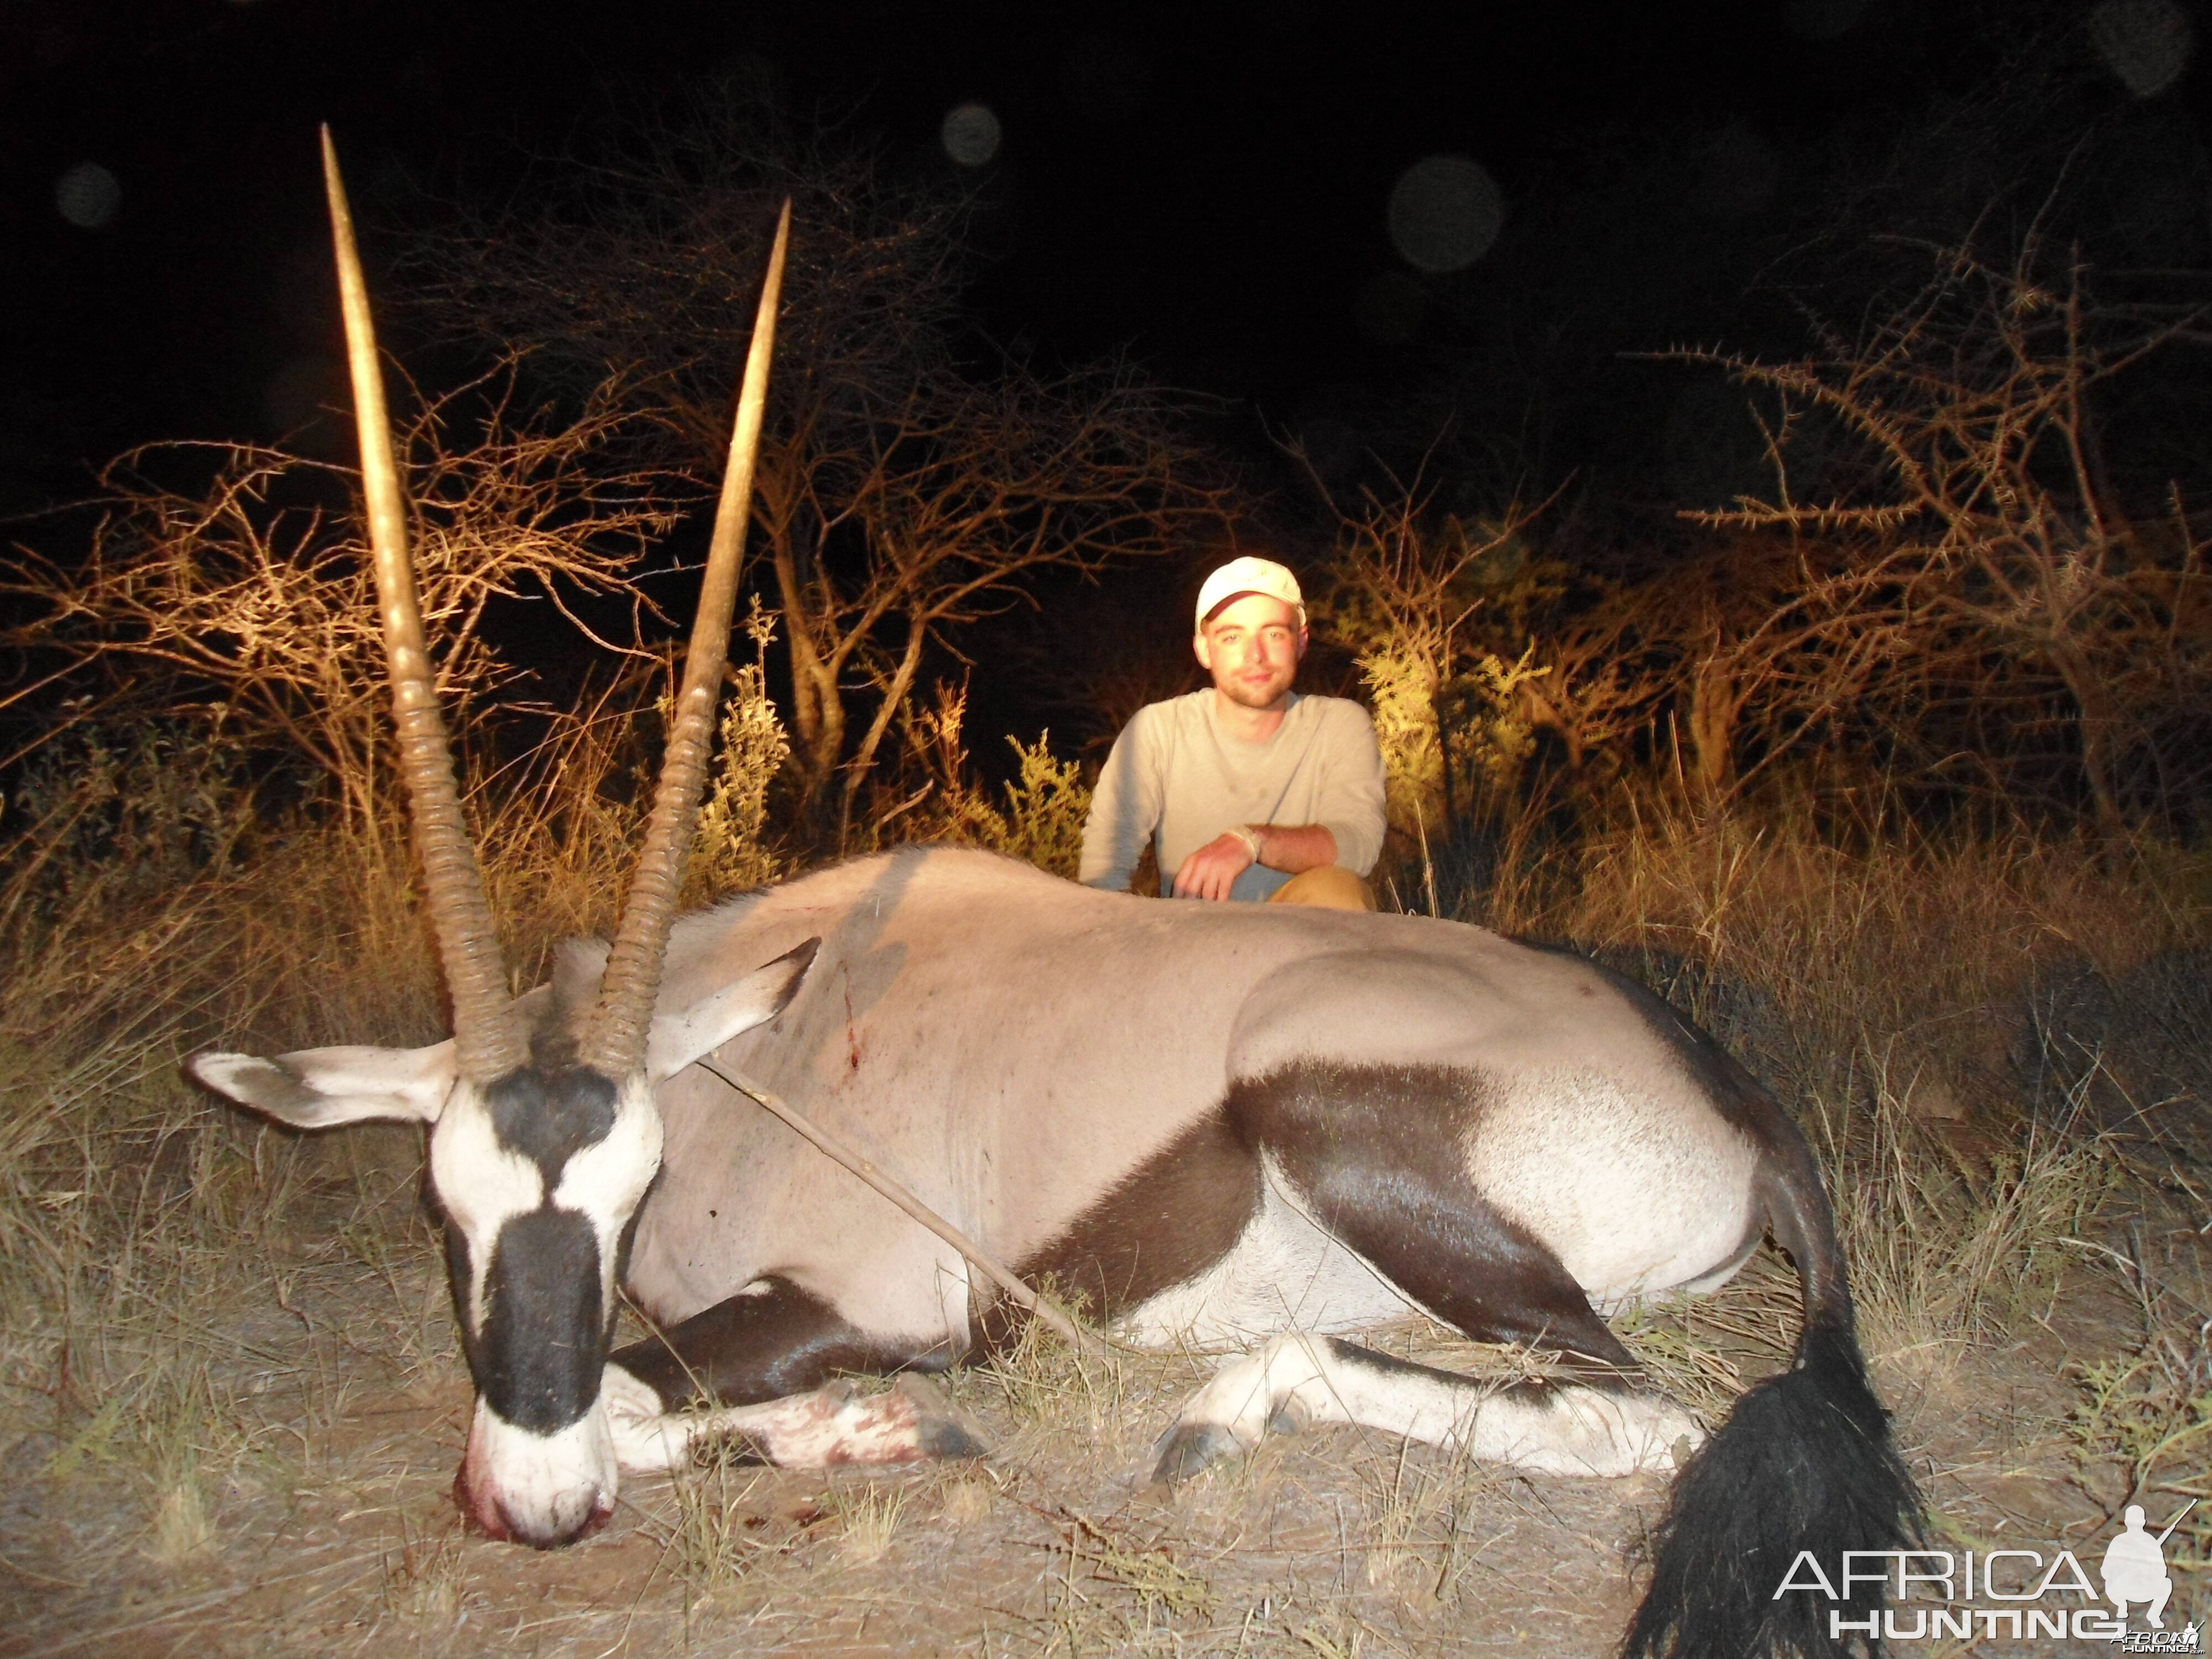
[452, 1462, 612, 1547]
[456, 1395, 620, 1548]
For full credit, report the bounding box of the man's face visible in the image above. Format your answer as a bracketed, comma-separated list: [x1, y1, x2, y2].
[1195, 593, 1305, 712]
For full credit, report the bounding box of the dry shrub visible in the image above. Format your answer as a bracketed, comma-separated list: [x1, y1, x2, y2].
[1487, 788, 2195, 1096]
[685, 599, 790, 902]
[1821, 1082, 2116, 1364]
[941, 736, 1092, 879]
[3, 376, 680, 841]
[894, 679, 1093, 878]
[1314, 488, 1559, 842]
[1672, 234, 2212, 838]
[2065, 1167, 2212, 1531]
[0, 738, 424, 1563]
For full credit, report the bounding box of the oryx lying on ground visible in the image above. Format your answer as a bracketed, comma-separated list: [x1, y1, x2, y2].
[188, 135, 1918, 1659]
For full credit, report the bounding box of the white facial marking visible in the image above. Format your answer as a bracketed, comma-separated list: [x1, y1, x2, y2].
[429, 1096, 546, 1333]
[552, 1074, 664, 1313]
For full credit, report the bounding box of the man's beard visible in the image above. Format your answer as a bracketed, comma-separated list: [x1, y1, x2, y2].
[1216, 667, 1295, 710]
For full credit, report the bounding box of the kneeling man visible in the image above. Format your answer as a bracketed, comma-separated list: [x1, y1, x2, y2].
[1079, 556, 1385, 909]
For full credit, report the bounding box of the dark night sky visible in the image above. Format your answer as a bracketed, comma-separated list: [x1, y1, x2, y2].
[1, 0, 2205, 517]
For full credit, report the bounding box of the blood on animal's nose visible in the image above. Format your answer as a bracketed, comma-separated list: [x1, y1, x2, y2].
[452, 1464, 611, 1548]
[453, 1464, 512, 1542]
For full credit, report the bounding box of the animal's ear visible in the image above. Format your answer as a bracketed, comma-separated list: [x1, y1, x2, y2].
[186, 1041, 458, 1129]
[647, 937, 820, 1084]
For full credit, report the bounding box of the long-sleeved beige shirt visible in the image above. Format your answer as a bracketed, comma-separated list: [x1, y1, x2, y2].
[1078, 690, 1387, 901]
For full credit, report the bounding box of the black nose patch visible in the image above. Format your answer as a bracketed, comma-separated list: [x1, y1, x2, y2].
[469, 1206, 608, 1433]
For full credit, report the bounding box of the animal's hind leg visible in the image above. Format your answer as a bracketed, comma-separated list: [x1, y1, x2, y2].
[1151, 1332, 1698, 1482]
[1152, 1061, 1703, 1483]
[604, 1274, 987, 1472]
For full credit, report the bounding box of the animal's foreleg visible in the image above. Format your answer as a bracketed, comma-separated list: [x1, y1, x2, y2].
[604, 1365, 987, 1472]
[604, 1274, 986, 1470]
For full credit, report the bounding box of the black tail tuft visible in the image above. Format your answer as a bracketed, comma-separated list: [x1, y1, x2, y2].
[1621, 1320, 1923, 1659]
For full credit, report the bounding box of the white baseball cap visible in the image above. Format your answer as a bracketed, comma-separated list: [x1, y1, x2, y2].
[1196, 556, 1305, 629]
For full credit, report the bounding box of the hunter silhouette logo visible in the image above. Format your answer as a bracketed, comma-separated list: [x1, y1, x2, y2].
[1771, 1502, 2199, 1647]
[2104, 1503, 2181, 1629]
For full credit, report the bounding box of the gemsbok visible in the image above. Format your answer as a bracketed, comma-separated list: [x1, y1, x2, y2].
[188, 132, 1921, 1658]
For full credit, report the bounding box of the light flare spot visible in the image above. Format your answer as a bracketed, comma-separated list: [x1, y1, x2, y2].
[1387, 155, 1503, 274]
[2091, 0, 2194, 98]
[55, 163, 121, 229]
[941, 103, 1003, 168]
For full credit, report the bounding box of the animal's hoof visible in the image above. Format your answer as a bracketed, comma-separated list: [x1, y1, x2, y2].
[894, 1373, 992, 1460]
[1149, 1422, 1241, 1485]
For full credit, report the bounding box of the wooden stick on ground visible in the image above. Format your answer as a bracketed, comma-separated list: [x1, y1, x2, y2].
[694, 1057, 1113, 1359]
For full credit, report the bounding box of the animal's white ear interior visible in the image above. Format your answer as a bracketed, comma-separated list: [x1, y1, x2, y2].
[648, 937, 820, 1083]
[186, 1041, 458, 1129]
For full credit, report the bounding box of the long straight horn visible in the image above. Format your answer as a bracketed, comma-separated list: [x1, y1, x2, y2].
[322, 127, 525, 1085]
[581, 200, 791, 1080]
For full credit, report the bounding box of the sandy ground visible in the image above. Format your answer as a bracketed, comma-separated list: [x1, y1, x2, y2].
[2, 1141, 2185, 1659]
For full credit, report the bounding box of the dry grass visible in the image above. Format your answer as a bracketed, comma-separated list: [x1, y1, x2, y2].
[4, 729, 2209, 1651]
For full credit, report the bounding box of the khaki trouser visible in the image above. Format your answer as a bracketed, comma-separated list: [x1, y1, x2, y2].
[1266, 866, 1378, 912]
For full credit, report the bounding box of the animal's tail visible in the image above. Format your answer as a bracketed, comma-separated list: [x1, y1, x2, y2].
[1620, 1114, 1922, 1659]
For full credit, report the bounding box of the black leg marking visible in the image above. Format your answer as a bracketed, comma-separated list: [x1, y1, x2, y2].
[1329, 1335, 1545, 1390]
[1149, 1326, 1695, 1485]
[1001, 1107, 1260, 1340]
[1229, 1060, 1638, 1379]
[613, 1275, 937, 1410]
[1322, 1334, 1603, 1420]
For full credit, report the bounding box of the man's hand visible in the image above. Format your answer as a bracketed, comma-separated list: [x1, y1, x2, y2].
[1173, 830, 1259, 901]
[1173, 823, 1342, 901]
